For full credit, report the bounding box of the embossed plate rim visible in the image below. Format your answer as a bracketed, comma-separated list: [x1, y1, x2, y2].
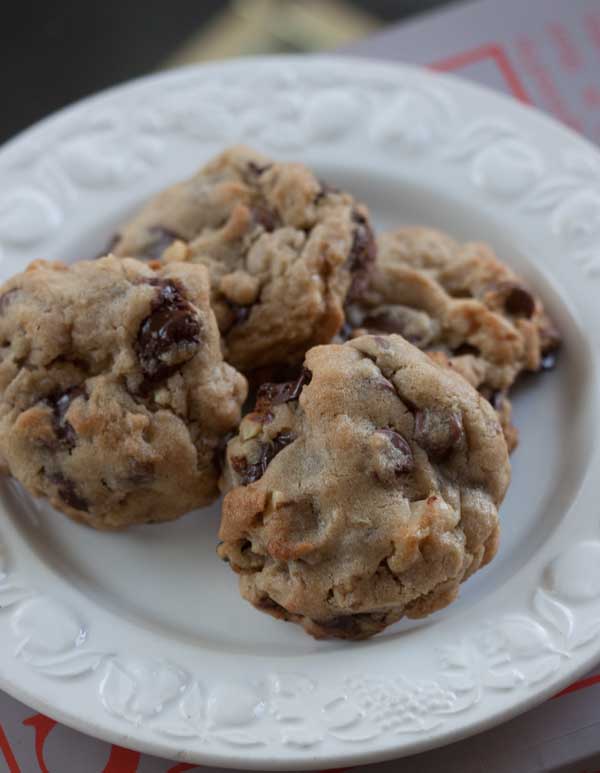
[0, 55, 599, 770]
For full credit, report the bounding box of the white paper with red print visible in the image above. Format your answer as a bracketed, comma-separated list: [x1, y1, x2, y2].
[2, 0, 600, 770]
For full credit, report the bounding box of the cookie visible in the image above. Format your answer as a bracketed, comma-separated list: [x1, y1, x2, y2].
[345, 227, 561, 450]
[218, 335, 510, 640]
[0, 256, 247, 529]
[426, 350, 519, 453]
[113, 145, 376, 371]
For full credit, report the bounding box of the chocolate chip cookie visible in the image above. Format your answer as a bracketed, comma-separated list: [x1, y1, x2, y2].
[218, 334, 510, 640]
[0, 256, 247, 528]
[345, 227, 560, 451]
[113, 145, 376, 371]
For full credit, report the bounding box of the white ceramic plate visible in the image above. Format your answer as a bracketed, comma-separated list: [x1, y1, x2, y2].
[0, 55, 599, 771]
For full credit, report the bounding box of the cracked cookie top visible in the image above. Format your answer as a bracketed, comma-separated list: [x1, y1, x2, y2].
[0, 256, 247, 528]
[113, 145, 376, 371]
[218, 334, 510, 640]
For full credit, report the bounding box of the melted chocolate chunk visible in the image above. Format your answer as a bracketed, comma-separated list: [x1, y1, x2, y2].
[453, 343, 480, 357]
[255, 369, 312, 413]
[136, 280, 200, 383]
[346, 210, 376, 300]
[414, 409, 464, 461]
[143, 227, 181, 261]
[48, 472, 89, 512]
[376, 428, 414, 474]
[504, 286, 535, 318]
[45, 386, 86, 450]
[231, 432, 296, 485]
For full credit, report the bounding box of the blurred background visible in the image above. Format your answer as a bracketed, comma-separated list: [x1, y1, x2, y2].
[1, 0, 459, 144]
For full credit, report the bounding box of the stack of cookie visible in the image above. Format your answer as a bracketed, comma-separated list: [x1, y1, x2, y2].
[0, 146, 559, 639]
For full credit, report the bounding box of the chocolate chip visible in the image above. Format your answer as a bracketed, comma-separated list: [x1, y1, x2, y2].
[255, 383, 294, 412]
[504, 286, 535, 318]
[346, 210, 376, 300]
[231, 453, 259, 485]
[48, 472, 89, 512]
[45, 386, 86, 451]
[231, 432, 296, 485]
[376, 429, 414, 474]
[453, 343, 480, 357]
[136, 280, 200, 383]
[247, 161, 272, 176]
[413, 409, 464, 461]
[143, 227, 181, 261]
[251, 206, 278, 232]
[255, 369, 312, 413]
[0, 288, 18, 314]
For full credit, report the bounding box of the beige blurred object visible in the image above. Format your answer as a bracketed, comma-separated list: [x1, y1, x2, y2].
[165, 0, 380, 66]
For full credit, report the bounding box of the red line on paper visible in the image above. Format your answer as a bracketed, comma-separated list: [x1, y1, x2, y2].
[102, 744, 141, 773]
[0, 724, 20, 773]
[430, 43, 532, 103]
[514, 36, 582, 130]
[552, 674, 600, 699]
[22, 714, 56, 773]
[167, 764, 200, 772]
[546, 22, 582, 72]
